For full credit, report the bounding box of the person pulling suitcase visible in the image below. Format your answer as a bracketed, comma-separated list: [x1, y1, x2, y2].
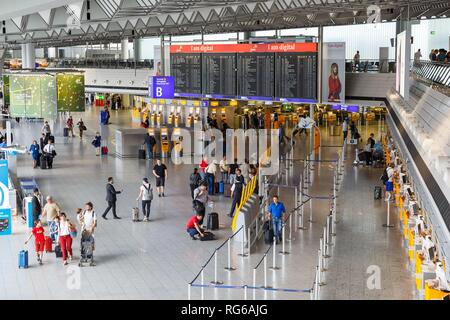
[136, 178, 153, 222]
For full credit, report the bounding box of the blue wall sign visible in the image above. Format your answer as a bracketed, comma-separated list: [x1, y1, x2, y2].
[149, 76, 175, 99]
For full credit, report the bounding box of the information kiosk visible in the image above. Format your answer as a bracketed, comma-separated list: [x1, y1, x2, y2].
[160, 127, 170, 158]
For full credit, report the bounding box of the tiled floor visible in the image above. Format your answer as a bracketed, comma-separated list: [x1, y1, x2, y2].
[0, 108, 414, 299]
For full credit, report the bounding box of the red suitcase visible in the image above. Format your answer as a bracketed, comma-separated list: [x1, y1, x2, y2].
[44, 236, 52, 252]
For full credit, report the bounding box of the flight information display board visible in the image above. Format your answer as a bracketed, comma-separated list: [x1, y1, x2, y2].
[170, 53, 202, 96]
[275, 53, 318, 102]
[237, 53, 275, 99]
[202, 53, 236, 98]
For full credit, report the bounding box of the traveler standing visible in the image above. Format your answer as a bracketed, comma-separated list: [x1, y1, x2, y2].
[241, 159, 250, 183]
[189, 168, 202, 199]
[152, 159, 168, 197]
[39, 133, 47, 151]
[77, 202, 97, 234]
[219, 156, 229, 183]
[363, 139, 373, 166]
[102, 177, 123, 219]
[29, 140, 40, 168]
[228, 158, 239, 185]
[353, 50, 360, 70]
[267, 195, 286, 243]
[58, 212, 73, 265]
[77, 118, 86, 139]
[136, 178, 153, 221]
[414, 49, 422, 66]
[342, 118, 349, 142]
[41, 196, 61, 229]
[350, 121, 357, 139]
[144, 132, 156, 160]
[199, 156, 208, 180]
[385, 163, 395, 201]
[41, 121, 51, 140]
[31, 188, 42, 224]
[66, 116, 75, 137]
[91, 132, 101, 156]
[228, 169, 245, 218]
[205, 160, 217, 195]
[43, 140, 56, 169]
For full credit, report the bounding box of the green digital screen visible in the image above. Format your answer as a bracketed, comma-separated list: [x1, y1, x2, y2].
[56, 73, 85, 112]
[9, 75, 57, 118]
[2, 75, 10, 105]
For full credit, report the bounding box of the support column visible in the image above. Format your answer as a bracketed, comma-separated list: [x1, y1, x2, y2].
[25, 43, 35, 69]
[317, 25, 324, 104]
[21, 44, 27, 68]
[121, 38, 129, 60]
[134, 38, 142, 61]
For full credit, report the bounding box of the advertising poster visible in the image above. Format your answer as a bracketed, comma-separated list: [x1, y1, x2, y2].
[56, 73, 85, 112]
[322, 42, 346, 104]
[9, 75, 57, 118]
[2, 75, 10, 105]
[0, 159, 11, 236]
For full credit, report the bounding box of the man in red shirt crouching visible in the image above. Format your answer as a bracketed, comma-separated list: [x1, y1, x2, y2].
[186, 213, 205, 240]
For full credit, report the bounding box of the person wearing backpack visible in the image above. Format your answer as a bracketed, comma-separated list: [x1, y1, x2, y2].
[136, 177, 153, 221]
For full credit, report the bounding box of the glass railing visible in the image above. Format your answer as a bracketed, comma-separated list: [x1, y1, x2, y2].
[3, 58, 154, 70]
[411, 60, 450, 88]
[345, 59, 396, 73]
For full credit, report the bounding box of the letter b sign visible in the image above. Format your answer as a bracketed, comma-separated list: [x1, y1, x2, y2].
[156, 87, 163, 97]
[149, 76, 174, 99]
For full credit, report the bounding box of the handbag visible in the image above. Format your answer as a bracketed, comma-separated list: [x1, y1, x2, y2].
[81, 125, 87, 131]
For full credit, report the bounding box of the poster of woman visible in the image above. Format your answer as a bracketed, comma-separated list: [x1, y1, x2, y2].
[328, 63, 342, 102]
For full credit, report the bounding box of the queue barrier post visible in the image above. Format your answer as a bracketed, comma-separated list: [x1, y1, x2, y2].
[280, 220, 289, 255]
[383, 198, 395, 228]
[326, 215, 332, 246]
[323, 225, 331, 258]
[270, 236, 280, 270]
[288, 212, 293, 242]
[263, 255, 271, 288]
[244, 285, 248, 300]
[238, 227, 248, 257]
[248, 227, 251, 255]
[211, 250, 223, 285]
[188, 283, 191, 300]
[224, 238, 236, 271]
[201, 268, 205, 300]
[253, 268, 257, 300]
[308, 197, 314, 223]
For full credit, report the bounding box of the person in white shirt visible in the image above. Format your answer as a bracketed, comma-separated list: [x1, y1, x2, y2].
[43, 141, 56, 169]
[77, 202, 97, 234]
[219, 156, 229, 183]
[205, 160, 218, 194]
[414, 49, 422, 66]
[58, 212, 73, 266]
[136, 178, 153, 221]
[342, 118, 349, 142]
[421, 235, 435, 263]
[385, 163, 395, 201]
[240, 159, 250, 183]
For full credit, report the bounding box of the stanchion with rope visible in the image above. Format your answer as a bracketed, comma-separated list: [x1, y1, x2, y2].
[224, 238, 236, 271]
[211, 250, 224, 285]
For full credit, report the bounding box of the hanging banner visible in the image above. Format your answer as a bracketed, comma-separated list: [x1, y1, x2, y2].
[149, 76, 175, 99]
[322, 42, 346, 104]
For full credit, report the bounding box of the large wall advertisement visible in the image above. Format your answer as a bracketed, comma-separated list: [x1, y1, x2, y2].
[9, 75, 57, 118]
[322, 42, 346, 104]
[56, 73, 85, 112]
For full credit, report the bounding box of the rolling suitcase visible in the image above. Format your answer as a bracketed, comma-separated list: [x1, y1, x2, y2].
[45, 236, 52, 252]
[199, 232, 215, 241]
[374, 186, 382, 200]
[214, 182, 220, 194]
[19, 250, 28, 269]
[54, 245, 62, 258]
[40, 155, 48, 169]
[101, 146, 108, 155]
[138, 145, 146, 159]
[63, 128, 69, 137]
[224, 183, 232, 197]
[207, 212, 219, 230]
[263, 221, 274, 245]
[219, 181, 224, 194]
[132, 201, 140, 222]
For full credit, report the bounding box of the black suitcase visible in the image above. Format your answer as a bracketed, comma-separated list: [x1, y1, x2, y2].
[374, 186, 382, 200]
[54, 245, 63, 258]
[138, 149, 146, 159]
[263, 221, 274, 245]
[63, 128, 69, 137]
[214, 182, 220, 194]
[207, 212, 219, 230]
[200, 232, 215, 241]
[40, 155, 48, 169]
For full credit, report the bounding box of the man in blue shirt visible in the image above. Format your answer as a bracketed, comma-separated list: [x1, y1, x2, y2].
[267, 195, 286, 243]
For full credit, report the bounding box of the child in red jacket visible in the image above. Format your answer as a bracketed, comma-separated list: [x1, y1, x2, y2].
[25, 220, 45, 265]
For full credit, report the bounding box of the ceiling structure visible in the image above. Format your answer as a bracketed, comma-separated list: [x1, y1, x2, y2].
[0, 0, 449, 48]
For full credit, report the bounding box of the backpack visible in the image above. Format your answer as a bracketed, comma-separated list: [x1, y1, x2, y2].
[142, 184, 153, 201]
[189, 173, 199, 186]
[380, 169, 389, 185]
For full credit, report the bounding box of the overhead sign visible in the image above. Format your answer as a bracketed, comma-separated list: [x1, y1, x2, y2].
[170, 43, 318, 54]
[332, 105, 359, 112]
[149, 76, 175, 99]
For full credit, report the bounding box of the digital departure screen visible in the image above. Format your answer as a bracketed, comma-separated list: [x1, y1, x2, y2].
[237, 53, 275, 99]
[275, 53, 318, 101]
[170, 53, 202, 96]
[202, 53, 236, 98]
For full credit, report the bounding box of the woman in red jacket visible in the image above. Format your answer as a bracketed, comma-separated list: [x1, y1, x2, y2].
[328, 63, 342, 102]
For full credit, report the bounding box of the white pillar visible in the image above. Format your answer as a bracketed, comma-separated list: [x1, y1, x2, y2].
[134, 38, 142, 61]
[121, 39, 129, 60]
[23, 43, 35, 69]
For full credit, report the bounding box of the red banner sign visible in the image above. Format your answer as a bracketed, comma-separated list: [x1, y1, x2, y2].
[170, 42, 317, 54]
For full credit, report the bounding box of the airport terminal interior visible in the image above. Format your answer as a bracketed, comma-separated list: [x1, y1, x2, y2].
[0, 0, 449, 302]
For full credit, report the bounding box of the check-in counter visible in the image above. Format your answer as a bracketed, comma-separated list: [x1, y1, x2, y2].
[425, 283, 450, 300]
[115, 128, 148, 158]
